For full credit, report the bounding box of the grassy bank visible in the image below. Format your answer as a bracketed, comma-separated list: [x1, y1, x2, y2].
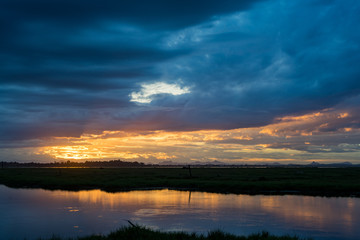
[1, 167, 360, 197]
[42, 225, 310, 240]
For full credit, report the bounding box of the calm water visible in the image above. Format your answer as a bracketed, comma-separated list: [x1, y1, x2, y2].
[1, 185, 359, 240]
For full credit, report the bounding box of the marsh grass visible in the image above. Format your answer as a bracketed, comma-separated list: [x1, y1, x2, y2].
[39, 225, 311, 240]
[1, 167, 360, 196]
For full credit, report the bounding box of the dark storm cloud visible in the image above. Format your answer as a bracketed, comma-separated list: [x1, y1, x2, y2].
[1, 0, 360, 148]
[0, 0, 264, 30]
[147, 0, 360, 130]
[0, 0, 266, 143]
[0, 87, 131, 108]
[0, 67, 158, 90]
[0, 0, 262, 90]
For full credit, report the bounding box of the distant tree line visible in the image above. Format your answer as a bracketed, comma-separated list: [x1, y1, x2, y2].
[0, 160, 146, 168]
[0, 160, 357, 169]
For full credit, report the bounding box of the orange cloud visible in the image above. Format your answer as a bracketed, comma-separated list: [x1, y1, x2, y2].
[36, 108, 360, 163]
[259, 109, 354, 138]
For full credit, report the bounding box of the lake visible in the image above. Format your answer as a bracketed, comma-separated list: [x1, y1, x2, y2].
[1, 185, 359, 240]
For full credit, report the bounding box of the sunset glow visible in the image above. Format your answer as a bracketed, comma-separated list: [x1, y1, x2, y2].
[1, 0, 359, 164]
[33, 108, 360, 163]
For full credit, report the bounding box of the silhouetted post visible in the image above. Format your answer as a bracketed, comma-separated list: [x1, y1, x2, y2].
[188, 165, 192, 178]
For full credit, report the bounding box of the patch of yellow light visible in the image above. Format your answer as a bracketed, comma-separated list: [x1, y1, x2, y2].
[278, 112, 323, 121]
[300, 132, 313, 136]
[41, 144, 176, 160]
[259, 128, 276, 136]
[233, 136, 253, 140]
[319, 123, 328, 128]
[338, 112, 350, 118]
[42, 146, 96, 160]
[69, 209, 80, 212]
[38, 128, 258, 161]
[154, 152, 177, 159]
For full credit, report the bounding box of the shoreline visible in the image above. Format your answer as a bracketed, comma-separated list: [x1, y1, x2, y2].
[34, 225, 312, 240]
[1, 167, 360, 198]
[2, 182, 360, 198]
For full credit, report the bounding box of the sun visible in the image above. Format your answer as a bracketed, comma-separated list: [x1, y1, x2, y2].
[41, 146, 95, 160]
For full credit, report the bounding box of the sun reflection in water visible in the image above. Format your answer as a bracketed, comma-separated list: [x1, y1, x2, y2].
[1, 185, 359, 240]
[55, 189, 358, 231]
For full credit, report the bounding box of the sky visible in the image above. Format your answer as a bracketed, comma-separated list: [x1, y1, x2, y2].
[1, 0, 360, 164]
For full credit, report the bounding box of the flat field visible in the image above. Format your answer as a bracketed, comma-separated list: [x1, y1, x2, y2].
[1, 167, 360, 197]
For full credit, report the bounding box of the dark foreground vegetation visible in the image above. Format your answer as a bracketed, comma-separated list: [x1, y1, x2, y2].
[1, 167, 360, 197]
[40, 225, 310, 240]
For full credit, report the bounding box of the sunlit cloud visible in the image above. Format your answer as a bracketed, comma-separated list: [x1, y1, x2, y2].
[32, 107, 360, 164]
[259, 110, 354, 138]
[130, 82, 190, 103]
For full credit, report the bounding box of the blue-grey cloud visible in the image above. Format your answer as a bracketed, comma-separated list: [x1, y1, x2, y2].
[1, 0, 360, 147]
[0, 0, 264, 30]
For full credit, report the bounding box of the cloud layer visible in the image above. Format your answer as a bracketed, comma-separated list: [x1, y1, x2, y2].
[1, 0, 359, 162]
